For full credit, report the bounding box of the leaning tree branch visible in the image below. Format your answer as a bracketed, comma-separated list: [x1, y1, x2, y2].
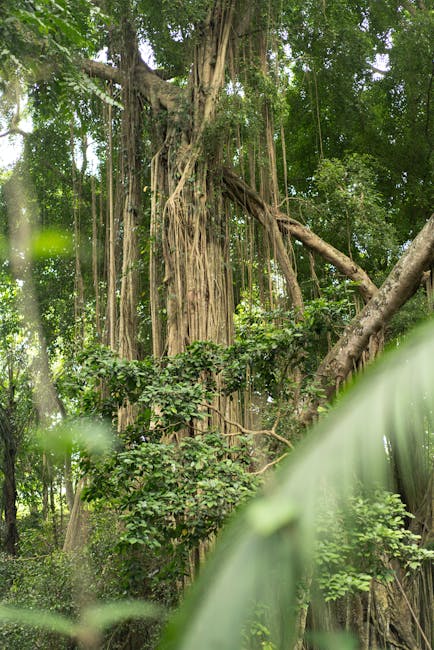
[223, 168, 304, 311]
[222, 167, 378, 303]
[0, 128, 29, 138]
[134, 58, 180, 112]
[305, 214, 434, 417]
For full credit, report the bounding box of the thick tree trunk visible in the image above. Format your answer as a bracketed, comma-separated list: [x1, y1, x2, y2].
[150, 2, 241, 436]
[117, 22, 143, 431]
[63, 478, 88, 552]
[84, 3, 237, 362]
[150, 1, 236, 360]
[155, 159, 235, 356]
[118, 26, 142, 363]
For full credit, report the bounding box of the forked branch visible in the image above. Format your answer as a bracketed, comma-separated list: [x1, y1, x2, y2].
[252, 452, 289, 475]
[203, 402, 293, 449]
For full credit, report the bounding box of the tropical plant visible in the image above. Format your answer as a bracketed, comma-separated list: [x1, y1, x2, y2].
[0, 1, 433, 648]
[159, 318, 434, 650]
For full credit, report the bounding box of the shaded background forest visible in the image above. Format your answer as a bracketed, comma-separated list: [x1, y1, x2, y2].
[0, 0, 433, 648]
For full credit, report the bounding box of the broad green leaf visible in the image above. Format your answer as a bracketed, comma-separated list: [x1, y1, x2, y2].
[31, 228, 73, 258]
[0, 605, 77, 637]
[159, 318, 434, 649]
[81, 600, 161, 631]
[37, 418, 114, 457]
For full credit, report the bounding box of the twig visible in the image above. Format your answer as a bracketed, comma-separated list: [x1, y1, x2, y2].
[252, 452, 289, 475]
[203, 402, 293, 448]
[0, 127, 29, 138]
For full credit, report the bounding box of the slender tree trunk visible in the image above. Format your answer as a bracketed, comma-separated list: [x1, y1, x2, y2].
[106, 98, 117, 350]
[42, 451, 49, 520]
[64, 452, 74, 512]
[1, 408, 18, 555]
[70, 121, 85, 344]
[50, 479, 59, 547]
[91, 175, 101, 338]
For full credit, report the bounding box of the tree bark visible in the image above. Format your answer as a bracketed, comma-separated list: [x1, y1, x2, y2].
[117, 25, 142, 364]
[91, 176, 101, 338]
[0, 407, 18, 555]
[105, 99, 117, 351]
[150, 0, 236, 360]
[222, 167, 378, 303]
[63, 478, 88, 552]
[311, 214, 434, 407]
[117, 21, 143, 430]
[64, 452, 75, 512]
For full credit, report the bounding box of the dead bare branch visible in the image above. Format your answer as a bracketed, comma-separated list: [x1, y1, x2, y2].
[252, 452, 289, 475]
[203, 402, 293, 449]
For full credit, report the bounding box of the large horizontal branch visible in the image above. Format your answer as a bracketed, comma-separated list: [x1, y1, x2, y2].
[81, 59, 124, 86]
[82, 57, 180, 112]
[314, 214, 434, 403]
[134, 58, 180, 112]
[0, 127, 29, 138]
[222, 167, 378, 303]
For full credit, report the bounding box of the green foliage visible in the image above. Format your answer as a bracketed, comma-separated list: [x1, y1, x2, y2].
[1, 0, 102, 81]
[84, 434, 257, 590]
[37, 418, 115, 460]
[291, 155, 398, 278]
[0, 517, 161, 649]
[66, 286, 355, 437]
[316, 490, 432, 601]
[135, 0, 210, 73]
[0, 2, 432, 647]
[0, 552, 81, 649]
[57, 286, 359, 606]
[315, 155, 397, 268]
[280, 0, 433, 236]
[230, 285, 355, 397]
[158, 318, 434, 650]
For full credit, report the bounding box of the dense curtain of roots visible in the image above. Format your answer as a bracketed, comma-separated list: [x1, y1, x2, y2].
[150, 0, 239, 430]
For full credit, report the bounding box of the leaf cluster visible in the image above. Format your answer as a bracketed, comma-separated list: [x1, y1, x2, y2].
[316, 490, 433, 601]
[85, 433, 256, 583]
